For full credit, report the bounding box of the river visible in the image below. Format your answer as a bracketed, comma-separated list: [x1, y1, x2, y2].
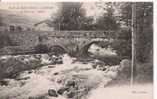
[0, 44, 153, 99]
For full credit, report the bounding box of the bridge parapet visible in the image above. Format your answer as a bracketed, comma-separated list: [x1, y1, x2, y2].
[0, 31, 115, 56]
[46, 31, 114, 38]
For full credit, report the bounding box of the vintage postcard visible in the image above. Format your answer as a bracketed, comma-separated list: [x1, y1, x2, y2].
[0, 1, 153, 99]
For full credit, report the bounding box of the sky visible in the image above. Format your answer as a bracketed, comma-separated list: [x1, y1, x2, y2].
[0, 2, 59, 21]
[0, 2, 104, 21]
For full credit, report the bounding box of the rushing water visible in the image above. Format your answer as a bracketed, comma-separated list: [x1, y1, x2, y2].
[0, 45, 123, 99]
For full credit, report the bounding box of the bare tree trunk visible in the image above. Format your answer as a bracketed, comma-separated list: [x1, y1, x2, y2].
[131, 2, 137, 86]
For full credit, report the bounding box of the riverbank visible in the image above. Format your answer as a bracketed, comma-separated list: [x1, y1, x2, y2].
[87, 83, 153, 99]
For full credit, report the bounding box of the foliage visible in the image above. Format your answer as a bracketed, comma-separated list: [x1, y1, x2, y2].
[135, 62, 153, 82]
[119, 2, 132, 27]
[112, 2, 153, 63]
[135, 2, 153, 63]
[51, 2, 153, 63]
[95, 2, 120, 31]
[52, 2, 95, 30]
[111, 29, 132, 59]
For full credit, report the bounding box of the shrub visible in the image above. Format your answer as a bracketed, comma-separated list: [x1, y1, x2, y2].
[111, 29, 132, 59]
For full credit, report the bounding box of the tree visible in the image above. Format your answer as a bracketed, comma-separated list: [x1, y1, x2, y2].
[110, 2, 153, 62]
[120, 2, 132, 28]
[95, 2, 120, 31]
[52, 2, 94, 30]
[94, 2, 131, 59]
[135, 2, 153, 63]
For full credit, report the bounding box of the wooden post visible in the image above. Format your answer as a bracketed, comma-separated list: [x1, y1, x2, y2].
[131, 2, 137, 86]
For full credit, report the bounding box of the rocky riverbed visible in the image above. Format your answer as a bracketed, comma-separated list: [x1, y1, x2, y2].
[0, 54, 128, 99]
[0, 54, 63, 79]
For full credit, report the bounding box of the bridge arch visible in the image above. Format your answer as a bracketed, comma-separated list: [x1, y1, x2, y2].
[49, 45, 68, 55]
[79, 41, 108, 56]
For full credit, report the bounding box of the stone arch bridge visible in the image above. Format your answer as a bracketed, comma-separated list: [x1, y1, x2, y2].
[0, 31, 115, 56]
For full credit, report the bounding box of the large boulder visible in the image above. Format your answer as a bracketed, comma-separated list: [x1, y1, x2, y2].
[48, 89, 58, 97]
[119, 59, 131, 79]
[0, 54, 63, 79]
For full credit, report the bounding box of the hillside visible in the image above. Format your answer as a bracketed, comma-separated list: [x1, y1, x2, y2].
[0, 9, 39, 27]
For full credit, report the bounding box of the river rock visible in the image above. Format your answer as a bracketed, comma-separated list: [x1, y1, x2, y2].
[48, 89, 58, 97]
[57, 87, 69, 95]
[66, 80, 76, 87]
[0, 54, 63, 79]
[0, 80, 8, 86]
[67, 91, 75, 98]
[120, 59, 131, 78]
[120, 59, 131, 69]
[53, 72, 59, 75]
[28, 96, 48, 99]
